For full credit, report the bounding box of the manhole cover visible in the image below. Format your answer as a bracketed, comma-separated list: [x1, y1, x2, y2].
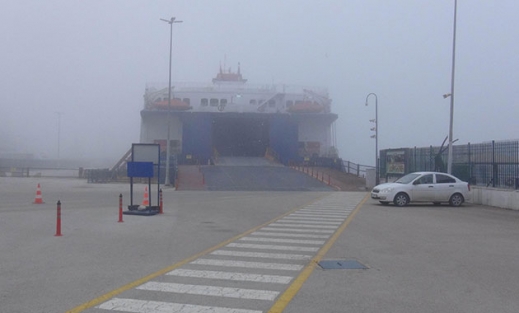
[318, 260, 368, 270]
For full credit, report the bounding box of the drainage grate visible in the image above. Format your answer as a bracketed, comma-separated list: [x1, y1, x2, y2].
[318, 260, 368, 270]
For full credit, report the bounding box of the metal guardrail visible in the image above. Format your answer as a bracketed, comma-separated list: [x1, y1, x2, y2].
[289, 157, 373, 178]
[0, 167, 82, 178]
[380, 139, 519, 190]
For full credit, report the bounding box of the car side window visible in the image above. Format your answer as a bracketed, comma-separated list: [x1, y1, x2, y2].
[417, 174, 433, 184]
[436, 174, 456, 184]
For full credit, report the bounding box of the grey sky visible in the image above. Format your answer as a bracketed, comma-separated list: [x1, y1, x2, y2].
[1, 0, 518, 165]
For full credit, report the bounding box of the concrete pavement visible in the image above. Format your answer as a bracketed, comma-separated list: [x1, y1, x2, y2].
[1, 177, 518, 313]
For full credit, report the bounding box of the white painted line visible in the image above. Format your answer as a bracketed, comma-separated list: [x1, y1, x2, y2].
[278, 219, 342, 225]
[297, 211, 351, 216]
[269, 223, 338, 229]
[261, 227, 335, 233]
[211, 249, 312, 260]
[226, 242, 319, 252]
[191, 259, 303, 271]
[302, 208, 351, 212]
[98, 298, 262, 313]
[239, 237, 325, 245]
[295, 211, 349, 215]
[299, 209, 352, 213]
[251, 231, 330, 239]
[287, 212, 350, 219]
[137, 282, 279, 300]
[167, 269, 293, 284]
[304, 205, 346, 208]
[284, 216, 345, 221]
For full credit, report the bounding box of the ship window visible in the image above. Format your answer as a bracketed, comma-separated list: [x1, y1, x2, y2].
[286, 100, 293, 108]
[201, 98, 208, 106]
[210, 98, 219, 106]
[268, 99, 276, 107]
[220, 99, 228, 105]
[250, 99, 257, 105]
[182, 98, 190, 105]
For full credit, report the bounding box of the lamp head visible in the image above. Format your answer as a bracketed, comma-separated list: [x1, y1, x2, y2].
[443, 93, 452, 99]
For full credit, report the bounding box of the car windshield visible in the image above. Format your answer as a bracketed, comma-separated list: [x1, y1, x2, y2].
[395, 173, 420, 184]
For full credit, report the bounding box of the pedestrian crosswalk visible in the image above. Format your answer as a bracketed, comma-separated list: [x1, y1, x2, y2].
[94, 192, 366, 313]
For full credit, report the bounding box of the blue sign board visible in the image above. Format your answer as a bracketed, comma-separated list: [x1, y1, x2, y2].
[127, 162, 154, 178]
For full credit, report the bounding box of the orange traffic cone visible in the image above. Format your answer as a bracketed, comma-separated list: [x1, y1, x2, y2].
[33, 183, 44, 204]
[141, 186, 149, 206]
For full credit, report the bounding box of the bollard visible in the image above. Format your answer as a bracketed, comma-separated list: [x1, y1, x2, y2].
[55, 200, 62, 236]
[159, 189, 163, 214]
[321, 172, 324, 182]
[118, 194, 124, 222]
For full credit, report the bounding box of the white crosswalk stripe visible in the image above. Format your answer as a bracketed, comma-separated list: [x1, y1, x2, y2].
[226, 242, 320, 252]
[210, 249, 312, 260]
[283, 216, 346, 221]
[191, 259, 304, 271]
[239, 236, 326, 245]
[250, 231, 330, 239]
[269, 223, 338, 229]
[261, 227, 335, 233]
[277, 219, 342, 225]
[167, 269, 293, 284]
[94, 192, 366, 313]
[98, 298, 262, 313]
[137, 282, 280, 300]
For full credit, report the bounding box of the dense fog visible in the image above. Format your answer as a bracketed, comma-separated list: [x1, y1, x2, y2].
[1, 0, 518, 167]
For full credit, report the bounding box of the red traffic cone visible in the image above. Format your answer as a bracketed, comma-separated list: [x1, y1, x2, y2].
[33, 183, 44, 204]
[141, 186, 149, 206]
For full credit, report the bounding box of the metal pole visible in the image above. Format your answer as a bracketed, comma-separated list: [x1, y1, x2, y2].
[161, 17, 182, 186]
[447, 0, 457, 174]
[118, 194, 123, 223]
[365, 93, 379, 185]
[55, 200, 62, 236]
[54, 111, 62, 160]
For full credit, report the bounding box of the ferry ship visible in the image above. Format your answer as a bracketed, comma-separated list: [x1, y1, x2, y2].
[140, 64, 338, 165]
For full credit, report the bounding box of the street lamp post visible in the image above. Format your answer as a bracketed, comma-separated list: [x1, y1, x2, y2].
[365, 93, 379, 185]
[54, 111, 62, 160]
[446, 0, 458, 174]
[160, 17, 182, 186]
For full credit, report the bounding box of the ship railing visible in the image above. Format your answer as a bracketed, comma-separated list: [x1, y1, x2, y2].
[145, 82, 328, 96]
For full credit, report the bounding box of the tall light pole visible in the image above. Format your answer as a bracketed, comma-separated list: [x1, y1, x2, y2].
[54, 111, 62, 160]
[365, 93, 379, 185]
[160, 17, 182, 186]
[446, 0, 458, 174]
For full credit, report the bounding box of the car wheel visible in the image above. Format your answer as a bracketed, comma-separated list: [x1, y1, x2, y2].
[379, 201, 389, 205]
[393, 193, 409, 207]
[449, 193, 464, 207]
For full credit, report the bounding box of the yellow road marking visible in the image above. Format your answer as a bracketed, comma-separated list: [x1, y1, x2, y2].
[267, 193, 369, 313]
[66, 194, 328, 313]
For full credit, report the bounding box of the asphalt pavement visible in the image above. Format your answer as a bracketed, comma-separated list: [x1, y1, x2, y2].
[1, 177, 518, 313]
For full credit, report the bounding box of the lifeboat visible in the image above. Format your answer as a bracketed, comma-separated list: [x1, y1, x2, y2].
[287, 101, 324, 113]
[152, 99, 192, 110]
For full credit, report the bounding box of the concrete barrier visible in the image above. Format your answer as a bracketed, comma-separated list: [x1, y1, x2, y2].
[470, 186, 519, 210]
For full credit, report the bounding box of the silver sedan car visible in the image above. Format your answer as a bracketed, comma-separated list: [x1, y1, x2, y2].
[371, 171, 470, 207]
